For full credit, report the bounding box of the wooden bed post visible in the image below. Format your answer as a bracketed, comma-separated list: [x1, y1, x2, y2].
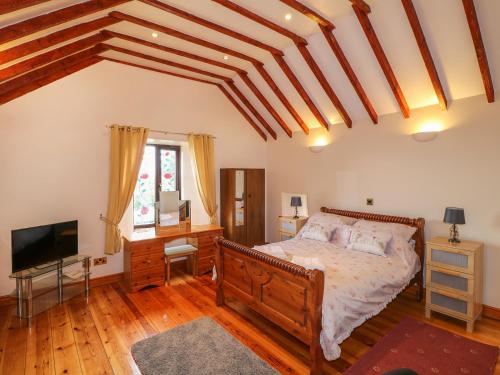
[214, 236, 225, 306]
[309, 269, 325, 375]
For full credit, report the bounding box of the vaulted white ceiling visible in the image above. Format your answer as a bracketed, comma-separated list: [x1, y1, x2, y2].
[1, 0, 498, 135]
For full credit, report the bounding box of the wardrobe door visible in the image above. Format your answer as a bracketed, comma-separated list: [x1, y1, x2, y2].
[220, 169, 247, 245]
[245, 169, 265, 247]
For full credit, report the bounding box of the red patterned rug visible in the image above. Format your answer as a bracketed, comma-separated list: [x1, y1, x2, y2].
[344, 317, 498, 375]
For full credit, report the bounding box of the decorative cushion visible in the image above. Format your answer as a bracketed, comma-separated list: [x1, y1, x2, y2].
[164, 244, 198, 256]
[352, 219, 417, 242]
[299, 222, 334, 242]
[348, 229, 392, 257]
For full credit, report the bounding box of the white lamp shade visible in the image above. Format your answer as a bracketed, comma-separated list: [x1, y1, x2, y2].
[412, 131, 439, 142]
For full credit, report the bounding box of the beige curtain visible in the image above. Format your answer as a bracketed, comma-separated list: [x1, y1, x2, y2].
[188, 134, 217, 224]
[104, 125, 149, 254]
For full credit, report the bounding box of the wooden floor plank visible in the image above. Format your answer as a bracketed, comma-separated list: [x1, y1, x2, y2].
[49, 304, 83, 375]
[1, 306, 29, 374]
[66, 297, 113, 375]
[1, 271, 499, 374]
[25, 310, 54, 375]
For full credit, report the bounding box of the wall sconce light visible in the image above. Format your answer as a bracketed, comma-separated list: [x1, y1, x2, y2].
[308, 136, 329, 153]
[411, 120, 443, 142]
[411, 131, 439, 142]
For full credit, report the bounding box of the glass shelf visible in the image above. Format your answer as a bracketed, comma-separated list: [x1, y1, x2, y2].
[9, 255, 91, 280]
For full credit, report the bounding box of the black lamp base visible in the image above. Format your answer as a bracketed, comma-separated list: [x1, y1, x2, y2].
[293, 206, 299, 219]
[448, 224, 461, 243]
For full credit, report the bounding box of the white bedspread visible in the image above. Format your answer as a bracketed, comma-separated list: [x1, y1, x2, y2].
[254, 238, 420, 361]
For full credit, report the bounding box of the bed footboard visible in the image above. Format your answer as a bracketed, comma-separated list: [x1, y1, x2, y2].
[214, 237, 325, 375]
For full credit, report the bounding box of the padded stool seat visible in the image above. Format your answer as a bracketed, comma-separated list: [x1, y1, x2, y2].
[164, 244, 198, 285]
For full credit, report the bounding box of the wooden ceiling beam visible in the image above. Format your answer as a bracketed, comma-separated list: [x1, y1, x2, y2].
[349, 0, 371, 14]
[273, 54, 330, 130]
[462, 0, 494, 103]
[109, 12, 312, 135]
[0, 45, 106, 99]
[0, 57, 102, 106]
[211, 0, 306, 44]
[101, 57, 220, 85]
[253, 63, 309, 134]
[319, 26, 377, 124]
[212, 0, 351, 127]
[226, 81, 278, 140]
[278, 0, 334, 30]
[402, 0, 447, 110]
[109, 12, 260, 65]
[0, 0, 51, 15]
[0, 16, 120, 65]
[105, 30, 245, 73]
[0, 32, 111, 83]
[238, 72, 292, 137]
[217, 85, 268, 141]
[295, 44, 351, 127]
[0, 0, 130, 45]
[138, 0, 283, 55]
[352, 5, 410, 118]
[102, 43, 229, 81]
[278, 0, 377, 124]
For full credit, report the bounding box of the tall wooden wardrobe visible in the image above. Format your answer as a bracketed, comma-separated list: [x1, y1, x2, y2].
[220, 168, 265, 247]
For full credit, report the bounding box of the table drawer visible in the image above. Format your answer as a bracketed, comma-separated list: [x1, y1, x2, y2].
[129, 242, 163, 257]
[280, 219, 298, 234]
[198, 256, 215, 275]
[427, 288, 472, 319]
[131, 266, 164, 284]
[426, 245, 474, 274]
[426, 266, 473, 297]
[132, 253, 165, 272]
[280, 232, 294, 241]
[198, 245, 216, 258]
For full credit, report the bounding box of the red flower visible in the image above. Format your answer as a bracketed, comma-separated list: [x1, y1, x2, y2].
[140, 173, 149, 179]
[141, 207, 149, 215]
[164, 173, 172, 179]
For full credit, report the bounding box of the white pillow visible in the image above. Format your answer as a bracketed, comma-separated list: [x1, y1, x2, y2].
[352, 220, 417, 242]
[348, 228, 392, 257]
[299, 222, 335, 242]
[330, 224, 353, 248]
[307, 212, 358, 226]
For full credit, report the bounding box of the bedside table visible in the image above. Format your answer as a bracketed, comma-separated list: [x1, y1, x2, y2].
[278, 216, 307, 241]
[425, 236, 483, 332]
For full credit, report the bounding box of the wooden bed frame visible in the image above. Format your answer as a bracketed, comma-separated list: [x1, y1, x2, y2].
[214, 207, 425, 375]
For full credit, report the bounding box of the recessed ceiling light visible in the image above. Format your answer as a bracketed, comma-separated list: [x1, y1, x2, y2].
[285, 13, 292, 21]
[152, 32, 158, 38]
[223, 55, 229, 60]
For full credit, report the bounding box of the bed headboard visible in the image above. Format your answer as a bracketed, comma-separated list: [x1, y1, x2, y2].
[320, 207, 425, 297]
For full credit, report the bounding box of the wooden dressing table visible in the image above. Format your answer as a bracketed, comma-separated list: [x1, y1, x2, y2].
[123, 224, 223, 292]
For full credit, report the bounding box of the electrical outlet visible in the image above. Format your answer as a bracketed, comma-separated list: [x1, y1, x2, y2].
[366, 198, 374, 206]
[94, 257, 107, 266]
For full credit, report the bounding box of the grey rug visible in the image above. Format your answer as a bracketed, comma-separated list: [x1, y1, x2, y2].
[131, 317, 279, 375]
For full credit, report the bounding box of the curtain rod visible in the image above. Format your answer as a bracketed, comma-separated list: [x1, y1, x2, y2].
[105, 125, 216, 139]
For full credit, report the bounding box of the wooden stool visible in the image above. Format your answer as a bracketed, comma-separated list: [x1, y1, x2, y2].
[164, 244, 198, 285]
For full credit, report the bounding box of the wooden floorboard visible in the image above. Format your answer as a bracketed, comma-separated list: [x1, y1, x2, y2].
[0, 269, 498, 374]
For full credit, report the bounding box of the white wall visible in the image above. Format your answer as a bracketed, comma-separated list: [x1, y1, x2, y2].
[0, 61, 267, 296]
[267, 93, 500, 308]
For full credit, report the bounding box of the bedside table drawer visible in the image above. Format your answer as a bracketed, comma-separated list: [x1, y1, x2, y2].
[427, 246, 474, 274]
[426, 266, 473, 297]
[280, 220, 297, 233]
[280, 233, 294, 241]
[427, 288, 472, 319]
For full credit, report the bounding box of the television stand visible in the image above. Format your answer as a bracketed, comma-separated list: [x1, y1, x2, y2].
[9, 255, 91, 326]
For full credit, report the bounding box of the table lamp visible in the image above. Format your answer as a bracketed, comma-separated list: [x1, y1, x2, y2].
[443, 207, 465, 243]
[290, 196, 302, 219]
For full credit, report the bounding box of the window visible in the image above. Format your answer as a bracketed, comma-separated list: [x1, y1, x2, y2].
[133, 144, 181, 227]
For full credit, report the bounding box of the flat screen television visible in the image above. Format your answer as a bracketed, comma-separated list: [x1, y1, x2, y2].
[11, 220, 78, 273]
